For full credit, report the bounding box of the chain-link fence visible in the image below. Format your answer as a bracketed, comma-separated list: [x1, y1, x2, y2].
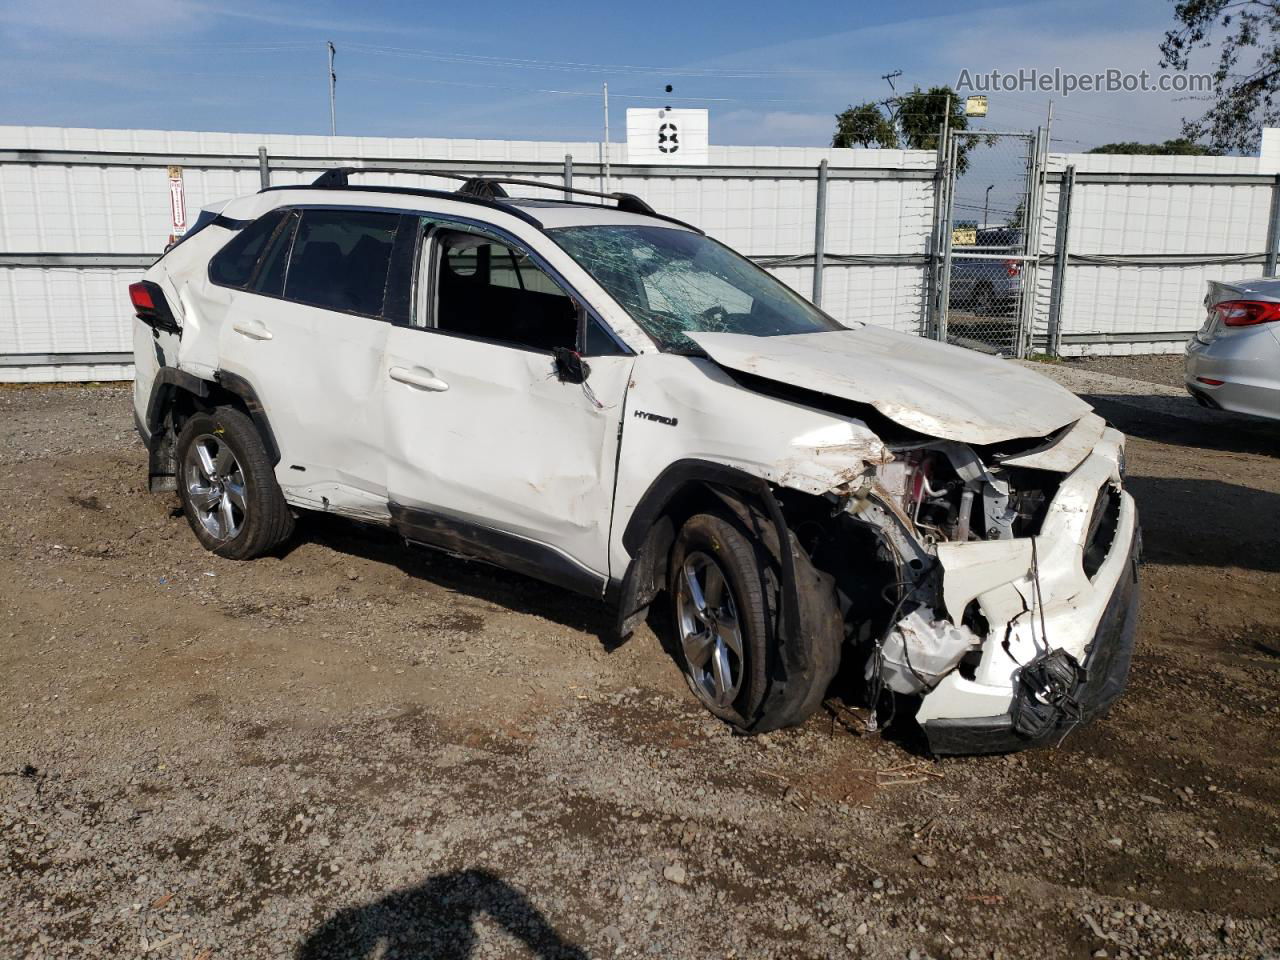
[938, 131, 1042, 356]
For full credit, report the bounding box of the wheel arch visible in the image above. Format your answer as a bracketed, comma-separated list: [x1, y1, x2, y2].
[142, 367, 281, 491]
[611, 459, 802, 649]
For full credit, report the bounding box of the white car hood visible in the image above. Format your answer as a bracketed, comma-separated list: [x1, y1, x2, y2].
[687, 325, 1091, 445]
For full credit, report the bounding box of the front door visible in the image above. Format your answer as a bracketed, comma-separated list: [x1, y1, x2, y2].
[382, 223, 633, 592]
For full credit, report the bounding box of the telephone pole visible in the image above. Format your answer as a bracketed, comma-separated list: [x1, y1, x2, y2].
[882, 69, 904, 144]
[602, 82, 610, 195]
[327, 42, 337, 136]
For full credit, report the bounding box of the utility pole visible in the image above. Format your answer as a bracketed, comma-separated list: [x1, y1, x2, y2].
[327, 41, 337, 136]
[602, 82, 611, 196]
[881, 69, 904, 145]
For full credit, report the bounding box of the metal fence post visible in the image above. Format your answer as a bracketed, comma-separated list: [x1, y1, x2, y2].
[1019, 127, 1047, 359]
[1046, 165, 1075, 358]
[927, 121, 948, 339]
[1266, 173, 1280, 276]
[811, 159, 828, 307]
[936, 133, 959, 345]
[563, 154, 573, 200]
[258, 147, 270, 189]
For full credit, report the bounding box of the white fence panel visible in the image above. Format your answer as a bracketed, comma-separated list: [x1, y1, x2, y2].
[5, 123, 1280, 376]
[0, 125, 938, 381]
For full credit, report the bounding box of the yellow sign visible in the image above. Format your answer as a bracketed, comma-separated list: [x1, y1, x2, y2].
[964, 95, 988, 117]
[952, 226, 977, 246]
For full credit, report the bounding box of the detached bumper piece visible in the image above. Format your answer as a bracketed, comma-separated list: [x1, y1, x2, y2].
[922, 529, 1140, 755]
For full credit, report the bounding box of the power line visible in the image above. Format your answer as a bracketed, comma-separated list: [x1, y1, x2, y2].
[340, 41, 839, 79]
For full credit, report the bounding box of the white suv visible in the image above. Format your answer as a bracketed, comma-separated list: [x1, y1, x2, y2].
[129, 169, 1140, 754]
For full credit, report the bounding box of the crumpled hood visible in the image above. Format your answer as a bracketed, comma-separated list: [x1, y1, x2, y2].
[687, 325, 1091, 445]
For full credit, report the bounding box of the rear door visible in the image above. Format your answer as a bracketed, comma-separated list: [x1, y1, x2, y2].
[213, 206, 404, 518]
[382, 220, 634, 590]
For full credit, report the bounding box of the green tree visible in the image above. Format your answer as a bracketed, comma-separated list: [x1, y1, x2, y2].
[1161, 0, 1280, 153]
[831, 102, 898, 149]
[1087, 138, 1217, 155]
[896, 86, 968, 155]
[833, 85, 979, 170]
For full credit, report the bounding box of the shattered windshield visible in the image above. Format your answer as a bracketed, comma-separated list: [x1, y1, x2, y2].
[548, 225, 841, 352]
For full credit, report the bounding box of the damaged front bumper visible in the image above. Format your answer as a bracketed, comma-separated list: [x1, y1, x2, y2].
[890, 428, 1141, 754]
[922, 526, 1139, 753]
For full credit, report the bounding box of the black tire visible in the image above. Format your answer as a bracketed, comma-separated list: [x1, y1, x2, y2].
[175, 405, 294, 560]
[667, 510, 841, 733]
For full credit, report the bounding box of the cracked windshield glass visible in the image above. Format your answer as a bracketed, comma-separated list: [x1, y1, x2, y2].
[550, 225, 841, 351]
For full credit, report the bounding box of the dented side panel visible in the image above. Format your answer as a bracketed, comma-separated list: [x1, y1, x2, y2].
[383, 328, 635, 581]
[609, 354, 888, 575]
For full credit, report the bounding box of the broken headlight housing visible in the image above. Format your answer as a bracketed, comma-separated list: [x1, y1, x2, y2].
[872, 442, 1062, 546]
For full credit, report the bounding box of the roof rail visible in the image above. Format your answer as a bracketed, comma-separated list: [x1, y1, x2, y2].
[308, 166, 654, 215]
[455, 176, 657, 216]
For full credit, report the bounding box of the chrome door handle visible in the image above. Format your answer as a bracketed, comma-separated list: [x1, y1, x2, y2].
[232, 319, 273, 341]
[389, 366, 450, 392]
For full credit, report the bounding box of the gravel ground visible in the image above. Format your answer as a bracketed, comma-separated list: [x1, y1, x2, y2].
[1061, 355, 1187, 391]
[2, 381, 1278, 960]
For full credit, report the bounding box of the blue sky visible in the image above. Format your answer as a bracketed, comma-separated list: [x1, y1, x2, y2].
[0, 0, 1212, 150]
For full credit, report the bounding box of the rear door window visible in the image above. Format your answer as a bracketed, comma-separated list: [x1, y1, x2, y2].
[284, 209, 401, 317]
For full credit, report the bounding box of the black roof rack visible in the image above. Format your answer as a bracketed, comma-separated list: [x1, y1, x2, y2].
[263, 166, 703, 234]
[307, 166, 657, 216]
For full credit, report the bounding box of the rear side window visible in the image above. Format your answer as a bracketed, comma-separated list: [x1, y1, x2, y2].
[284, 209, 400, 317]
[208, 209, 288, 288]
[254, 211, 298, 298]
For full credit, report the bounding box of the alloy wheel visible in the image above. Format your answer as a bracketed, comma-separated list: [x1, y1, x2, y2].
[184, 434, 247, 541]
[676, 551, 744, 709]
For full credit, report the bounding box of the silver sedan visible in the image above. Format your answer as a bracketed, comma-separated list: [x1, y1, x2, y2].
[1185, 277, 1280, 421]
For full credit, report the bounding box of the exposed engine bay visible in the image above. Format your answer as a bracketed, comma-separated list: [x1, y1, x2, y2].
[778, 416, 1136, 752]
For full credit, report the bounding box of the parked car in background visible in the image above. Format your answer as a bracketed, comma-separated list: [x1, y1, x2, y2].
[948, 227, 1024, 315]
[1185, 278, 1280, 421]
[128, 169, 1139, 755]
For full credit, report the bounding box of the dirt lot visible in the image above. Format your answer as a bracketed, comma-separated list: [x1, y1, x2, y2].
[1064, 355, 1186, 391]
[2, 374, 1278, 960]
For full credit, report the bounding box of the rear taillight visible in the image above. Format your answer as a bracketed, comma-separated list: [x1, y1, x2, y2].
[1214, 299, 1280, 327]
[128, 282, 154, 311]
[1005, 259, 1021, 278]
[127, 280, 179, 334]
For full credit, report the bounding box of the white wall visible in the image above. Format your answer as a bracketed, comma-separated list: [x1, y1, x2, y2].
[3, 123, 1278, 377]
[0, 125, 936, 381]
[1035, 149, 1273, 355]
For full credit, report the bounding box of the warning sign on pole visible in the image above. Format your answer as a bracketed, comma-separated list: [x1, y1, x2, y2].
[167, 165, 187, 245]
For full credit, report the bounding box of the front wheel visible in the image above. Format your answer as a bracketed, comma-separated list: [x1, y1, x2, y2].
[668, 510, 841, 733]
[175, 406, 294, 560]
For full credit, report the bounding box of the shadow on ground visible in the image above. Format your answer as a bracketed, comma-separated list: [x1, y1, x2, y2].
[296, 869, 588, 960]
[1124, 474, 1280, 573]
[282, 513, 619, 644]
[1088, 395, 1278, 458]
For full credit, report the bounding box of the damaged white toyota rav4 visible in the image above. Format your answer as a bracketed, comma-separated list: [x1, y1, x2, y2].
[129, 169, 1139, 754]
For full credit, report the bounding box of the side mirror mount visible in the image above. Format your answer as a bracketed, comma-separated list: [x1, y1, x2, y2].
[553, 346, 591, 385]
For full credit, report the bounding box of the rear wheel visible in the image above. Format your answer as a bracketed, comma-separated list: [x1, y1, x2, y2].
[175, 406, 294, 560]
[668, 510, 841, 733]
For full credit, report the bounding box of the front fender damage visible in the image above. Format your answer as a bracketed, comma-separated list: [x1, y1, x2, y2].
[749, 419, 1140, 755]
